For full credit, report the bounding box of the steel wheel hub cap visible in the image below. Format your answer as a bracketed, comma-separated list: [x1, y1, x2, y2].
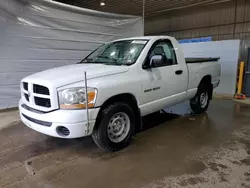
[107, 112, 130, 143]
[200, 91, 208, 108]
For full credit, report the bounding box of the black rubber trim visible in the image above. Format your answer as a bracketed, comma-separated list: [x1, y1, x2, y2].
[21, 104, 45, 114]
[186, 57, 220, 63]
[21, 104, 58, 114]
[22, 113, 52, 127]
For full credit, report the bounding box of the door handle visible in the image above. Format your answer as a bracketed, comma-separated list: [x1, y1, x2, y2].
[175, 70, 183, 75]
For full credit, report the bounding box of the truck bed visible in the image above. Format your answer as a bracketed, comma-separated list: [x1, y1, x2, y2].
[185, 57, 220, 64]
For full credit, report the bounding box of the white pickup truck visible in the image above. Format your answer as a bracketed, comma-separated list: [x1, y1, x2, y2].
[19, 36, 221, 151]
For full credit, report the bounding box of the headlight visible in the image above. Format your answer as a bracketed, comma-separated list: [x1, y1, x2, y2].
[58, 87, 97, 109]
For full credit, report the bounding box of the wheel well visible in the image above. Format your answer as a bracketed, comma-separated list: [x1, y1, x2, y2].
[199, 75, 212, 86]
[96, 94, 142, 131]
[199, 75, 213, 99]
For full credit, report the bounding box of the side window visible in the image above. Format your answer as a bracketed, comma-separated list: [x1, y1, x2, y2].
[149, 40, 177, 67]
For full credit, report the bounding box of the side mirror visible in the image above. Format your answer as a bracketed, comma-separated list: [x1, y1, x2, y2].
[150, 55, 164, 67]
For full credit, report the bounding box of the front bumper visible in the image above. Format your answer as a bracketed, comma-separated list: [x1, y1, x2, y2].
[19, 100, 100, 138]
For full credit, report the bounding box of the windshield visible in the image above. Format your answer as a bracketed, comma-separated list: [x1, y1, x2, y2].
[80, 39, 148, 65]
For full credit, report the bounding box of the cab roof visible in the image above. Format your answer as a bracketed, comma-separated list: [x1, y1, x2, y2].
[113, 36, 174, 42]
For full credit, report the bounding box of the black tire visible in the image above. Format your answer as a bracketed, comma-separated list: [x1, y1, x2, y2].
[92, 102, 135, 152]
[190, 85, 210, 114]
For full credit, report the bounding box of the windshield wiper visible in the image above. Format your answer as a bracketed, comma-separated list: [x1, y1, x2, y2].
[78, 56, 121, 65]
[104, 62, 121, 66]
[97, 55, 117, 62]
[77, 58, 92, 64]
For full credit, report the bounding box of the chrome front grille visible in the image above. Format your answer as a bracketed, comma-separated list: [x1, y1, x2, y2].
[21, 82, 55, 111]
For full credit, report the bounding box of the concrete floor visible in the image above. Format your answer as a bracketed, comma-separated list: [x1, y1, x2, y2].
[1, 99, 250, 188]
[0, 110, 19, 130]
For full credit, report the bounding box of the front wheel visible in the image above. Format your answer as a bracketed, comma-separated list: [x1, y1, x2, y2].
[92, 102, 135, 152]
[190, 86, 210, 114]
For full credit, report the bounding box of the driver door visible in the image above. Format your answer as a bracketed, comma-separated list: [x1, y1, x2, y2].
[140, 39, 187, 116]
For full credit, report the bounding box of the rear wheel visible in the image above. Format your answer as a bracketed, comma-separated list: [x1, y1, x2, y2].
[92, 102, 135, 152]
[190, 86, 210, 114]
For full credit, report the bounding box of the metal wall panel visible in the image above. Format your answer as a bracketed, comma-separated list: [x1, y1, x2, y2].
[145, 0, 250, 41]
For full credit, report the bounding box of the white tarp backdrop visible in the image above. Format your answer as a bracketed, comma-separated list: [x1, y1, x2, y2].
[0, 0, 143, 109]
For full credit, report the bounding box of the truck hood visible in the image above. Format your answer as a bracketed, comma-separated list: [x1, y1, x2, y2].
[23, 64, 129, 88]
